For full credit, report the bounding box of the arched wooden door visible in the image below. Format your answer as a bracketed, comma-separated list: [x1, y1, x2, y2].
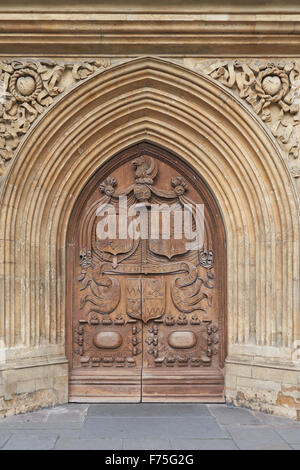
[67, 142, 226, 402]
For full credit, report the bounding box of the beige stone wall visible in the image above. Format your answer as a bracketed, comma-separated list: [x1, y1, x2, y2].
[0, 2, 299, 419]
[0, 362, 68, 417]
[226, 363, 300, 420]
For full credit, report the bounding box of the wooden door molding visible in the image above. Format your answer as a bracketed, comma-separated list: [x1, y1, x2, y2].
[67, 142, 226, 402]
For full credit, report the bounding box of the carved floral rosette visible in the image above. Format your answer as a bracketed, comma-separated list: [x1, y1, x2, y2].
[0, 58, 111, 175]
[199, 59, 300, 181]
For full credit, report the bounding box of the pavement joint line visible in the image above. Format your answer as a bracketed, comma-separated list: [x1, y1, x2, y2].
[1, 404, 299, 450]
[0, 434, 12, 450]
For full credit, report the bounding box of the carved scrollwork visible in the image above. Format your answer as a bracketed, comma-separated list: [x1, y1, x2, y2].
[200, 59, 300, 180]
[207, 60, 298, 121]
[171, 176, 188, 196]
[91, 157, 215, 319]
[171, 252, 214, 314]
[0, 58, 111, 176]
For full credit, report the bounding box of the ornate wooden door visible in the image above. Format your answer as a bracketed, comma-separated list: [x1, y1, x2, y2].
[67, 143, 225, 402]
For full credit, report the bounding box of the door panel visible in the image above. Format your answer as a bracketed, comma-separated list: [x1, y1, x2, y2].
[68, 142, 225, 402]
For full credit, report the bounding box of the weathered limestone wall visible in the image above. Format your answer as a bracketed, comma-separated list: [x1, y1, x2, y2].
[226, 363, 300, 420]
[0, 362, 68, 418]
[0, 2, 299, 419]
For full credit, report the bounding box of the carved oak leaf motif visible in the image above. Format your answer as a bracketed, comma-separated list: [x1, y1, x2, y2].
[0, 58, 111, 176]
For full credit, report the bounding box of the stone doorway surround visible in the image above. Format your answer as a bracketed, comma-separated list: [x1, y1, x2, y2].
[0, 2, 299, 420]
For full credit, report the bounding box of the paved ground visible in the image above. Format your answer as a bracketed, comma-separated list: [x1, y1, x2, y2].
[0, 403, 299, 450]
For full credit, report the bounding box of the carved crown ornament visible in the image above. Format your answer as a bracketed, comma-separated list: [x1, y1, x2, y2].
[197, 59, 300, 181]
[0, 58, 111, 176]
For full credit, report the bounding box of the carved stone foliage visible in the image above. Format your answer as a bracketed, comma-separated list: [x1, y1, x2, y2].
[200, 59, 300, 181]
[0, 58, 111, 175]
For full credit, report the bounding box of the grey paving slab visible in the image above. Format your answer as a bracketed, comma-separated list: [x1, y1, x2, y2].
[0, 431, 12, 449]
[275, 427, 300, 444]
[2, 431, 58, 450]
[254, 411, 300, 428]
[81, 416, 229, 439]
[0, 410, 48, 426]
[49, 430, 82, 439]
[87, 404, 210, 417]
[53, 404, 89, 413]
[170, 438, 238, 450]
[225, 425, 292, 450]
[46, 411, 85, 424]
[0, 404, 299, 450]
[4, 430, 59, 439]
[0, 426, 80, 440]
[208, 404, 260, 425]
[123, 439, 172, 450]
[0, 420, 82, 430]
[55, 438, 123, 450]
[0, 406, 85, 430]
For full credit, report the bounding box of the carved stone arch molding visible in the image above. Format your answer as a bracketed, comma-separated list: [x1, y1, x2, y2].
[0, 57, 299, 417]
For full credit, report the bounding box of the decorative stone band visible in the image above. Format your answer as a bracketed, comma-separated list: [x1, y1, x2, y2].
[0, 57, 300, 184]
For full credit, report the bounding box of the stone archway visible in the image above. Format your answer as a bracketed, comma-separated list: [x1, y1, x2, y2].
[0, 57, 299, 417]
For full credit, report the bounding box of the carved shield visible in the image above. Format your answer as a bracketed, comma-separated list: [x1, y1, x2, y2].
[149, 238, 189, 259]
[148, 203, 191, 259]
[126, 279, 142, 321]
[142, 277, 165, 323]
[94, 205, 134, 257]
[96, 237, 133, 256]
